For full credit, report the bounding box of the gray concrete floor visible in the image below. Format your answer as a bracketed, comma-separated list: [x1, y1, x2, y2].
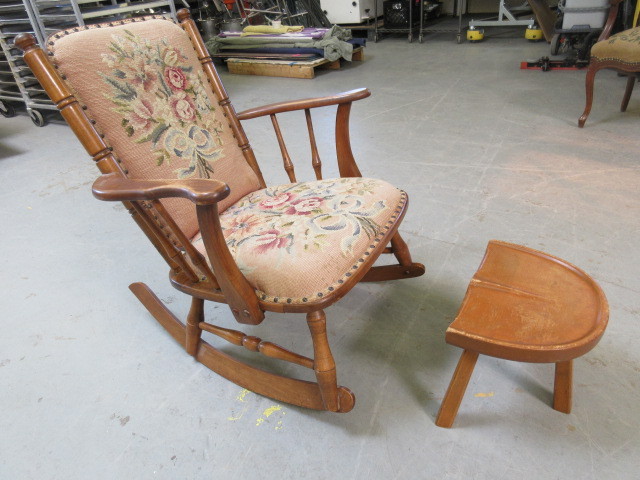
[1, 30, 639, 479]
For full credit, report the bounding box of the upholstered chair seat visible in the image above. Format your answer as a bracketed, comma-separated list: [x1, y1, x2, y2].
[590, 27, 640, 65]
[192, 178, 406, 304]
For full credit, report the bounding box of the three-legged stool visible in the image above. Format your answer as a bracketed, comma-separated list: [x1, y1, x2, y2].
[436, 241, 609, 428]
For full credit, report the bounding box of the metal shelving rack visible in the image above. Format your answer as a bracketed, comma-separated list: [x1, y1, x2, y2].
[0, 0, 38, 119]
[0, 0, 178, 126]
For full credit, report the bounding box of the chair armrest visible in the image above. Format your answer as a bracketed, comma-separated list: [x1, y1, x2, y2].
[92, 173, 230, 205]
[236, 88, 371, 120]
[93, 173, 264, 325]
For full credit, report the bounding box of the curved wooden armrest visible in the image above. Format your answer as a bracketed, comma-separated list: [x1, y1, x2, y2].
[236, 88, 371, 120]
[94, 173, 263, 324]
[92, 173, 230, 205]
[599, 0, 624, 42]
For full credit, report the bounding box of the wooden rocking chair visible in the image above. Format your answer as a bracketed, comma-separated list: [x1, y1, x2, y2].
[16, 10, 424, 412]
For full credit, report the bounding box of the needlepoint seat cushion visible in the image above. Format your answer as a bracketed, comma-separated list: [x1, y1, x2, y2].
[591, 27, 640, 64]
[192, 178, 406, 304]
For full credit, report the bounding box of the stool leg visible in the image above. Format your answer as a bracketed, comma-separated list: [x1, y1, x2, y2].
[436, 350, 479, 428]
[553, 360, 573, 414]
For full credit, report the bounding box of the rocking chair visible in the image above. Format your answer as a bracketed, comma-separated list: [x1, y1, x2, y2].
[16, 10, 424, 412]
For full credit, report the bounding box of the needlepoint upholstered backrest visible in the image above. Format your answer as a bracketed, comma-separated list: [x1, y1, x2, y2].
[48, 17, 262, 238]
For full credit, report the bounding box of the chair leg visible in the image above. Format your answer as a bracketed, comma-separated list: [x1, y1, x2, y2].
[360, 232, 426, 282]
[185, 297, 204, 356]
[307, 310, 344, 412]
[391, 232, 413, 266]
[621, 75, 636, 112]
[436, 350, 479, 428]
[131, 283, 355, 412]
[579, 66, 598, 128]
[553, 360, 573, 414]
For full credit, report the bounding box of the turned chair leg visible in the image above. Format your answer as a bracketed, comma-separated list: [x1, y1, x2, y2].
[436, 350, 479, 428]
[579, 66, 598, 128]
[185, 297, 204, 356]
[553, 360, 573, 414]
[621, 75, 636, 112]
[390, 232, 413, 266]
[307, 310, 340, 412]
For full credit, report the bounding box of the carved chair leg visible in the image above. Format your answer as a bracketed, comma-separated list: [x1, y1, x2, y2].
[553, 360, 573, 414]
[436, 350, 479, 428]
[621, 75, 636, 112]
[185, 297, 205, 356]
[307, 310, 341, 412]
[579, 66, 598, 128]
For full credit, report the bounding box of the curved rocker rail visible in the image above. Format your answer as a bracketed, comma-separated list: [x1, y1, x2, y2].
[130, 282, 355, 412]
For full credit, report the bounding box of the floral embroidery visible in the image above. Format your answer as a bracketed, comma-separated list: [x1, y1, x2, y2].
[220, 178, 388, 258]
[100, 30, 224, 178]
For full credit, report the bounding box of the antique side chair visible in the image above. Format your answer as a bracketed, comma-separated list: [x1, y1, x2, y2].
[17, 10, 425, 412]
[578, 0, 640, 127]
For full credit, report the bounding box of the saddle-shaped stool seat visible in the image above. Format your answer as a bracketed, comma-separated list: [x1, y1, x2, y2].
[436, 240, 609, 428]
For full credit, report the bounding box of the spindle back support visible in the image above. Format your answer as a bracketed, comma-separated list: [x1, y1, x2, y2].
[236, 88, 370, 184]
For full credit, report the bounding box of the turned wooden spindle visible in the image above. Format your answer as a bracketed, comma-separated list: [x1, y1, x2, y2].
[270, 114, 296, 183]
[178, 8, 266, 188]
[198, 322, 314, 368]
[305, 109, 322, 180]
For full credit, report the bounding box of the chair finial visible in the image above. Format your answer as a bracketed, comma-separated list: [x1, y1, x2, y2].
[15, 33, 38, 52]
[177, 8, 191, 22]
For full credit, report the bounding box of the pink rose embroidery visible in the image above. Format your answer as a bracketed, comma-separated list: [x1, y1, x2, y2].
[259, 192, 295, 210]
[284, 196, 323, 215]
[253, 229, 292, 253]
[164, 66, 188, 91]
[170, 92, 196, 122]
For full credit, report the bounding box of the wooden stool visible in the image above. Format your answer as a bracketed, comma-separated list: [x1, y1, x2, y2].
[436, 241, 609, 428]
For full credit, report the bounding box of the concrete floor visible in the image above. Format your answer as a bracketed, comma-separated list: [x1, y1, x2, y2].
[1, 29, 639, 479]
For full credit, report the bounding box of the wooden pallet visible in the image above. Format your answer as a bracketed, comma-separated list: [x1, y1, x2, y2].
[225, 47, 364, 79]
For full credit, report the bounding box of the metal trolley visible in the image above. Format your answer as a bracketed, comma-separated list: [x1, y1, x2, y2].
[419, 0, 464, 43]
[0, 0, 43, 121]
[373, 0, 464, 43]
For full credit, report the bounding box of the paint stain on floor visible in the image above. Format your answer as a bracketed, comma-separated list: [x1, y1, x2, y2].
[256, 405, 285, 430]
[227, 390, 286, 430]
[228, 389, 252, 421]
[474, 392, 495, 398]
